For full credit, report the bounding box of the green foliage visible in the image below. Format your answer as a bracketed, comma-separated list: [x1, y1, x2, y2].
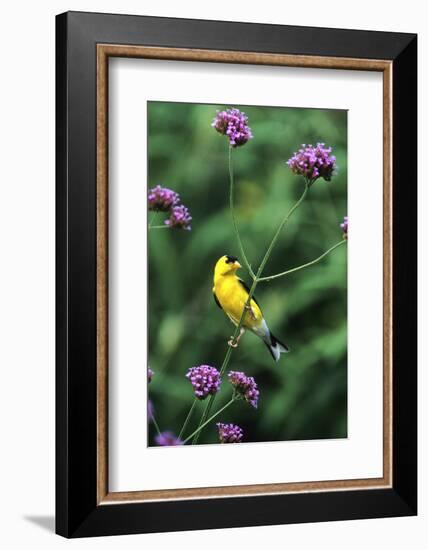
[148, 102, 347, 444]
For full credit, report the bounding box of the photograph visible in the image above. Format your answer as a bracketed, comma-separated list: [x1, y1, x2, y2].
[0, 0, 420, 545]
[147, 101, 348, 446]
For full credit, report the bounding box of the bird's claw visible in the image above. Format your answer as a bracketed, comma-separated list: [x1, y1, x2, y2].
[228, 327, 245, 348]
[228, 337, 239, 348]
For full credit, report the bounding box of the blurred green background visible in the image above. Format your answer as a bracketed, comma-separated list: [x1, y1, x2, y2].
[147, 102, 347, 445]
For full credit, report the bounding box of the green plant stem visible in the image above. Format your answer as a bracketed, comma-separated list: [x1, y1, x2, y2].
[256, 183, 310, 276]
[149, 225, 170, 230]
[192, 182, 310, 444]
[150, 413, 162, 437]
[258, 239, 346, 282]
[229, 147, 256, 280]
[148, 212, 157, 228]
[184, 397, 236, 444]
[178, 398, 198, 440]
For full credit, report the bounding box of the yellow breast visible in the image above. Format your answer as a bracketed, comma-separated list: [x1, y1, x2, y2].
[213, 274, 263, 329]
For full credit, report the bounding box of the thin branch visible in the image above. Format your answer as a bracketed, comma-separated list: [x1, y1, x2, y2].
[258, 239, 346, 282]
[184, 397, 236, 444]
[229, 147, 256, 280]
[150, 413, 162, 437]
[148, 212, 157, 228]
[178, 398, 198, 440]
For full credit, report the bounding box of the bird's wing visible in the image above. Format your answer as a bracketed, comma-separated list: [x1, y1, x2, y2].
[213, 288, 223, 310]
[237, 278, 262, 310]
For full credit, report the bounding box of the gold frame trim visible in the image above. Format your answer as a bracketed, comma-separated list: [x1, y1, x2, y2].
[96, 44, 393, 505]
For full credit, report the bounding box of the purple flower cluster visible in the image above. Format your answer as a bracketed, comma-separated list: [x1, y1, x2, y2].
[212, 108, 253, 148]
[164, 204, 192, 231]
[287, 143, 337, 183]
[148, 185, 192, 230]
[228, 371, 259, 408]
[340, 215, 348, 239]
[155, 431, 183, 446]
[217, 423, 243, 443]
[186, 365, 221, 400]
[148, 185, 179, 212]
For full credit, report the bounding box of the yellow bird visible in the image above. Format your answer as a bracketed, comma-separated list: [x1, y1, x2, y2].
[213, 255, 289, 362]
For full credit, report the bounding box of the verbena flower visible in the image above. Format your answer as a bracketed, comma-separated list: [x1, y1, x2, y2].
[186, 365, 221, 400]
[287, 143, 337, 184]
[212, 108, 253, 148]
[148, 185, 180, 212]
[148, 399, 154, 421]
[228, 371, 259, 408]
[155, 431, 183, 446]
[217, 422, 243, 443]
[340, 215, 348, 239]
[148, 367, 154, 383]
[165, 204, 192, 231]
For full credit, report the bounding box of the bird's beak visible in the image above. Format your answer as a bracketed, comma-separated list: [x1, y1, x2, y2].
[234, 261, 242, 269]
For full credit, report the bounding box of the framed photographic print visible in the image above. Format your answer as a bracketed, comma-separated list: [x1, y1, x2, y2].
[56, 11, 417, 538]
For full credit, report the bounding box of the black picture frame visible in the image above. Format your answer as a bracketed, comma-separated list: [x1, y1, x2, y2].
[56, 11, 417, 538]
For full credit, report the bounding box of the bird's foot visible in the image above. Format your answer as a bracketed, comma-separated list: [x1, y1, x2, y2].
[228, 337, 239, 348]
[228, 327, 245, 348]
[236, 327, 245, 342]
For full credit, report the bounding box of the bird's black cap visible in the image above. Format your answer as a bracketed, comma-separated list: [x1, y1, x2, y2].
[225, 255, 238, 264]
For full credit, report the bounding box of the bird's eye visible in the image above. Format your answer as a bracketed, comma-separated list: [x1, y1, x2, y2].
[225, 255, 238, 264]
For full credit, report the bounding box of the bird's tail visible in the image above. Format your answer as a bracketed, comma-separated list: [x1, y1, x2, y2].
[264, 332, 289, 362]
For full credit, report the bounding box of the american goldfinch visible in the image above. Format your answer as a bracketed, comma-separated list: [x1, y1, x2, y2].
[213, 255, 289, 362]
